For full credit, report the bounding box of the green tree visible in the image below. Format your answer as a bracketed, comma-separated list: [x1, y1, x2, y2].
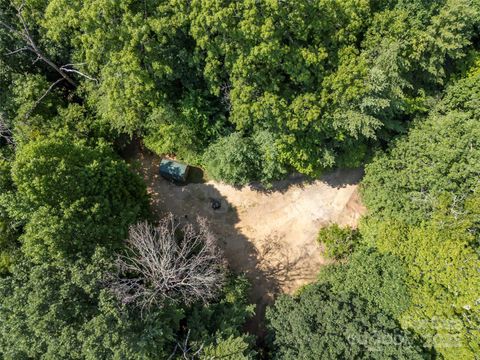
[202, 132, 260, 186]
[318, 247, 411, 318]
[0, 254, 255, 359]
[5, 0, 479, 181]
[317, 224, 360, 259]
[266, 283, 430, 360]
[362, 73, 480, 224]
[0, 252, 182, 359]
[190, 0, 480, 176]
[252, 130, 287, 185]
[0, 159, 17, 275]
[360, 200, 480, 359]
[181, 276, 256, 359]
[1, 137, 149, 263]
[360, 70, 480, 359]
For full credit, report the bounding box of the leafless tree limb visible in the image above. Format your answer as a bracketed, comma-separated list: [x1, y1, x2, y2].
[1, 1, 97, 87]
[0, 114, 15, 147]
[25, 78, 64, 119]
[167, 330, 205, 360]
[60, 64, 98, 83]
[108, 214, 226, 310]
[5, 46, 28, 56]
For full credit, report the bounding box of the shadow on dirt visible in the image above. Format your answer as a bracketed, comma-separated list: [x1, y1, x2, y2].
[120, 139, 364, 347]
[249, 167, 364, 194]
[122, 147, 302, 343]
[321, 167, 365, 188]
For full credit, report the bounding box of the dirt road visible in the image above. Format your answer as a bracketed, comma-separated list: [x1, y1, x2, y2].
[130, 149, 366, 334]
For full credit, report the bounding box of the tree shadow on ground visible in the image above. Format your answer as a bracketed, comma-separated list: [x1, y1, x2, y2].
[123, 148, 311, 343]
[249, 167, 364, 194]
[121, 141, 364, 346]
[321, 167, 365, 188]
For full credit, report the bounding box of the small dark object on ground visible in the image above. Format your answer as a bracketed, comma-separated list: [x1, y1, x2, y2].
[211, 199, 221, 210]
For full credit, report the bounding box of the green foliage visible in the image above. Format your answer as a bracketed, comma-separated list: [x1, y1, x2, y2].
[319, 247, 411, 317]
[184, 275, 256, 358]
[40, 0, 214, 136]
[189, 0, 480, 175]
[361, 71, 480, 359]
[317, 224, 360, 259]
[4, 0, 477, 181]
[202, 131, 287, 185]
[0, 159, 17, 275]
[362, 73, 480, 224]
[0, 252, 182, 359]
[187, 276, 254, 339]
[202, 132, 260, 186]
[202, 335, 253, 360]
[266, 283, 430, 360]
[252, 130, 287, 185]
[0, 255, 255, 359]
[2, 137, 149, 263]
[2, 1, 480, 358]
[143, 106, 202, 164]
[360, 202, 480, 359]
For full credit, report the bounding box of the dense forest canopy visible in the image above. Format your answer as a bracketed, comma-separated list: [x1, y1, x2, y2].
[1, 0, 479, 358]
[1, 0, 479, 180]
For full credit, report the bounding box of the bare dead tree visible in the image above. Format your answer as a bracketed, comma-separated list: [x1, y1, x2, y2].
[0, 1, 98, 117]
[108, 214, 226, 310]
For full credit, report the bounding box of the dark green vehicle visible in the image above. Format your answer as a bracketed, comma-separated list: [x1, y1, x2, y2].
[159, 158, 190, 183]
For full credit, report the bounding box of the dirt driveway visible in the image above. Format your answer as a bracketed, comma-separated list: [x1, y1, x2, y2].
[130, 150, 365, 334]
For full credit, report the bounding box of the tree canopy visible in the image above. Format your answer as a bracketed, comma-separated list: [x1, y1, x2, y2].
[2, 0, 479, 184]
[266, 283, 430, 359]
[359, 68, 480, 359]
[1, 0, 480, 358]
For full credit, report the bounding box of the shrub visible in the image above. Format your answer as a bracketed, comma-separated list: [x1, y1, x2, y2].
[202, 132, 260, 186]
[317, 224, 359, 259]
[252, 130, 287, 185]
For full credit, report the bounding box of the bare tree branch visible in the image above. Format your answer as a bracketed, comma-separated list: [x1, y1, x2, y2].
[167, 330, 205, 360]
[25, 78, 64, 119]
[5, 46, 28, 56]
[0, 1, 77, 87]
[108, 214, 226, 311]
[0, 114, 15, 147]
[60, 64, 98, 83]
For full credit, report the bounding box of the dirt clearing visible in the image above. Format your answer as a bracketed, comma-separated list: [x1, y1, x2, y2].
[130, 149, 366, 334]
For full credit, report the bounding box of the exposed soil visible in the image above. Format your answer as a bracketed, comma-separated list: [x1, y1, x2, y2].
[129, 148, 366, 336]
